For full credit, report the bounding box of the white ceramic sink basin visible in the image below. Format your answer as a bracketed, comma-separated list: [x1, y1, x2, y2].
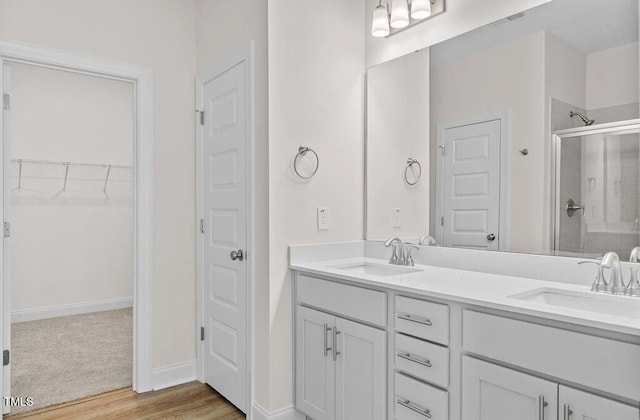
[330, 262, 423, 277]
[510, 288, 640, 318]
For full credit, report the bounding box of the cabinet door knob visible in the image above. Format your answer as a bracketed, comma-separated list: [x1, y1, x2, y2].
[487, 233, 496, 242]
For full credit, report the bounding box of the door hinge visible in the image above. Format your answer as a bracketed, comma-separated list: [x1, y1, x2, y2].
[3, 93, 10, 110]
[199, 110, 204, 125]
[3, 221, 10, 238]
[199, 219, 205, 234]
[3, 349, 9, 366]
[200, 326, 205, 341]
[441, 217, 444, 226]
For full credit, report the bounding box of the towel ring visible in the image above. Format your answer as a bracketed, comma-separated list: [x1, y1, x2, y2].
[294, 146, 319, 179]
[404, 158, 422, 186]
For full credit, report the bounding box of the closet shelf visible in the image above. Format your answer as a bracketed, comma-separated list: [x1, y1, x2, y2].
[11, 158, 132, 193]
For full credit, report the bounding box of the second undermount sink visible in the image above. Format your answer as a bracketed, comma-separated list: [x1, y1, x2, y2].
[330, 261, 423, 277]
[510, 288, 640, 318]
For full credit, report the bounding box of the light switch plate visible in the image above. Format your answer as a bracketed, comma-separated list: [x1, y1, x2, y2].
[392, 208, 401, 228]
[317, 207, 329, 230]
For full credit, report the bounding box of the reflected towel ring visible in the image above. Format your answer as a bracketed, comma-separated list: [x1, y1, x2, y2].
[404, 158, 422, 186]
[294, 146, 319, 179]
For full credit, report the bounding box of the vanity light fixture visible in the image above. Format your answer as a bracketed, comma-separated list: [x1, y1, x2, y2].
[390, 0, 410, 28]
[411, 0, 432, 19]
[371, 0, 444, 38]
[372, 0, 391, 37]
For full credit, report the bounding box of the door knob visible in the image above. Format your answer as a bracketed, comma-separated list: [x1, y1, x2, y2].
[230, 249, 244, 261]
[487, 233, 496, 242]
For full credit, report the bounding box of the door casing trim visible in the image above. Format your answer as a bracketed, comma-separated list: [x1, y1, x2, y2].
[0, 38, 154, 404]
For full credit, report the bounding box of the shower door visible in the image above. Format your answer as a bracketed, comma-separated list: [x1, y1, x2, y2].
[553, 121, 640, 260]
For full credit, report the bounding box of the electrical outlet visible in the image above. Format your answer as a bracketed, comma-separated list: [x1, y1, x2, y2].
[317, 207, 329, 230]
[392, 208, 401, 228]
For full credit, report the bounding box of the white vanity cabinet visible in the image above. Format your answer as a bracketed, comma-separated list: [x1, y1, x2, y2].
[462, 357, 557, 420]
[295, 275, 387, 420]
[462, 357, 639, 420]
[462, 310, 640, 420]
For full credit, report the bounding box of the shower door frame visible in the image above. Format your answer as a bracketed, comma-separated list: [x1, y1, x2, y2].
[551, 118, 640, 256]
[0, 38, 155, 412]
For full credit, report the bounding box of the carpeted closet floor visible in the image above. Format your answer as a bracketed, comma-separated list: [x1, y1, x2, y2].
[10, 308, 133, 414]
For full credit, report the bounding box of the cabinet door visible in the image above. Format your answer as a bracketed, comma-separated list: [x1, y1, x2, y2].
[295, 306, 335, 420]
[334, 317, 386, 420]
[559, 385, 639, 420]
[462, 356, 558, 420]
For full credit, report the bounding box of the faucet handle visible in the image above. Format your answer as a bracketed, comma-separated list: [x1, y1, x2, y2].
[405, 245, 420, 267]
[578, 260, 608, 292]
[625, 267, 640, 297]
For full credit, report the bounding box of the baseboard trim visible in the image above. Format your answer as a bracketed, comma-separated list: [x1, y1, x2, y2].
[11, 297, 133, 323]
[152, 360, 197, 391]
[252, 402, 305, 420]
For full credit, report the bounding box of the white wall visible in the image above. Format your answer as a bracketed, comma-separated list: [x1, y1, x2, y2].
[9, 63, 133, 313]
[195, 0, 270, 408]
[367, 49, 429, 240]
[0, 0, 198, 369]
[586, 42, 639, 110]
[268, 0, 365, 410]
[430, 32, 546, 253]
[365, 0, 551, 67]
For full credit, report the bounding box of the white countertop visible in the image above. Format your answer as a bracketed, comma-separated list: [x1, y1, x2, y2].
[291, 257, 640, 337]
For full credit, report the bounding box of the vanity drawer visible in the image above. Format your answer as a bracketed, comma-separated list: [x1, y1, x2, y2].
[463, 310, 640, 402]
[395, 372, 448, 420]
[395, 296, 449, 345]
[395, 333, 449, 388]
[296, 274, 387, 327]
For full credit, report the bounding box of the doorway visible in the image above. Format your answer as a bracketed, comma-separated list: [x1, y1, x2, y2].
[435, 115, 509, 251]
[4, 61, 134, 414]
[196, 45, 252, 414]
[0, 39, 154, 417]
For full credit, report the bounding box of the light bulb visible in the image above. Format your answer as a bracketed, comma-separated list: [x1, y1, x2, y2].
[411, 0, 431, 19]
[371, 4, 390, 37]
[390, 0, 409, 29]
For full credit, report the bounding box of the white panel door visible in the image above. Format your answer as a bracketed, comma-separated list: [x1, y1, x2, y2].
[202, 60, 247, 412]
[462, 357, 557, 420]
[559, 385, 639, 420]
[295, 306, 335, 420]
[441, 119, 501, 250]
[335, 316, 386, 420]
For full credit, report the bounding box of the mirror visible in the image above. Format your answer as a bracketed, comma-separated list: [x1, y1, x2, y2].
[366, 0, 640, 259]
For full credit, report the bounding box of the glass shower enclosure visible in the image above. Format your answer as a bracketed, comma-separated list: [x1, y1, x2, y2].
[553, 120, 640, 260]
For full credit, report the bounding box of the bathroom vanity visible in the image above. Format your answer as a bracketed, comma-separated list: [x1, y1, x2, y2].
[290, 246, 640, 420]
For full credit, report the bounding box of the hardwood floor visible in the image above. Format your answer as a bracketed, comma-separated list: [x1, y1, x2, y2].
[6, 381, 246, 419]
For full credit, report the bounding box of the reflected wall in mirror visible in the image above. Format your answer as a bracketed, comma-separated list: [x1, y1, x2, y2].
[365, 0, 640, 259]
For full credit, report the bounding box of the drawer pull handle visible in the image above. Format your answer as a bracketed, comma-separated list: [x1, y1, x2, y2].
[563, 404, 573, 420]
[397, 313, 433, 326]
[397, 351, 432, 367]
[538, 396, 549, 420]
[397, 398, 432, 418]
[323, 324, 332, 357]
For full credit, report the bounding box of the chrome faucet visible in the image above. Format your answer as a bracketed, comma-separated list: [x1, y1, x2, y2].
[626, 247, 640, 297]
[629, 247, 640, 262]
[405, 245, 419, 266]
[384, 237, 405, 265]
[418, 235, 438, 246]
[600, 252, 625, 295]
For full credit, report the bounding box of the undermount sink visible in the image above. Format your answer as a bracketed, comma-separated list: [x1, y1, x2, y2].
[510, 288, 640, 318]
[330, 261, 423, 277]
